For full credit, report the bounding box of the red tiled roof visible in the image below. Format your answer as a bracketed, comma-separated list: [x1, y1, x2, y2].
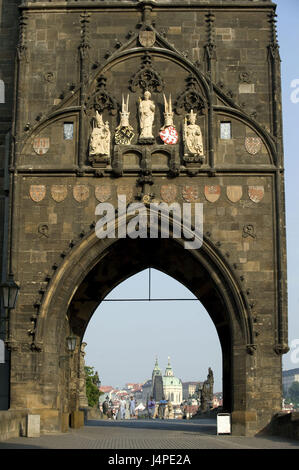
[100, 386, 113, 393]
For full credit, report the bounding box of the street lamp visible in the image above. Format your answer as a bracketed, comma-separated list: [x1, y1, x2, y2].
[66, 334, 77, 353]
[0, 273, 20, 310]
[0, 273, 20, 343]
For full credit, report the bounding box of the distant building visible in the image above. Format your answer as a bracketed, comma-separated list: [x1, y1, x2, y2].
[282, 368, 299, 395]
[141, 379, 152, 403]
[182, 382, 199, 400]
[162, 357, 183, 405]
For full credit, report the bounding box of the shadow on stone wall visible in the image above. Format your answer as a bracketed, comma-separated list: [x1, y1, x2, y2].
[257, 412, 299, 441]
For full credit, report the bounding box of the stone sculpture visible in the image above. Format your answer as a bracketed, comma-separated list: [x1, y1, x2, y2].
[139, 90, 155, 143]
[183, 109, 204, 162]
[89, 111, 110, 159]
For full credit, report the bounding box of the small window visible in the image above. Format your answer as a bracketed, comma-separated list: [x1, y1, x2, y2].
[0, 80, 5, 104]
[0, 339, 4, 364]
[220, 122, 232, 140]
[64, 122, 74, 140]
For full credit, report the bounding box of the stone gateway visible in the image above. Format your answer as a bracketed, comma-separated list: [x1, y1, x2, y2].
[0, 0, 287, 438]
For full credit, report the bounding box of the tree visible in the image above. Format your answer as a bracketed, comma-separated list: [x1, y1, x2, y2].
[85, 366, 103, 407]
[287, 381, 299, 407]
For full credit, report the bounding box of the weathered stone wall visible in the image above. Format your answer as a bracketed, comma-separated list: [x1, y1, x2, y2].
[1, 0, 287, 436]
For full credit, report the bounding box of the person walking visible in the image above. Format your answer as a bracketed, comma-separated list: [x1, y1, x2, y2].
[147, 396, 156, 419]
[158, 398, 168, 419]
[129, 396, 136, 418]
[119, 397, 126, 419]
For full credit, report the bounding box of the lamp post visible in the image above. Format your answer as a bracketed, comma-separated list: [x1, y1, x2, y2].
[66, 334, 77, 355]
[0, 273, 20, 344]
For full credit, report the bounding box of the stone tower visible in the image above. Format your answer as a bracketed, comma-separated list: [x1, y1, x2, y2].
[0, 0, 287, 436]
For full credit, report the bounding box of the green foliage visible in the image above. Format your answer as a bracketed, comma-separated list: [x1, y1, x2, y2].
[287, 381, 299, 406]
[85, 366, 102, 408]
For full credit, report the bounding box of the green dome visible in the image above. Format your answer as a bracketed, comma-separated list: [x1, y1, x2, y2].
[163, 376, 182, 387]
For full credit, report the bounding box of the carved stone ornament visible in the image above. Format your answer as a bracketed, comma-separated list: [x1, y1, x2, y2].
[130, 53, 164, 94]
[139, 90, 155, 143]
[73, 185, 90, 202]
[33, 137, 50, 155]
[182, 185, 199, 203]
[245, 136, 262, 155]
[51, 185, 68, 203]
[86, 75, 118, 116]
[38, 224, 49, 238]
[115, 95, 135, 145]
[139, 30, 156, 48]
[89, 111, 111, 161]
[95, 184, 112, 203]
[175, 75, 205, 116]
[161, 184, 177, 203]
[226, 186, 242, 203]
[242, 224, 256, 239]
[30, 185, 46, 202]
[117, 184, 133, 203]
[204, 185, 221, 203]
[248, 186, 264, 203]
[159, 94, 178, 145]
[183, 109, 204, 162]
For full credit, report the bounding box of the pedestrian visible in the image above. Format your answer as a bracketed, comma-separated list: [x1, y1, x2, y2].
[120, 396, 126, 419]
[102, 396, 109, 418]
[158, 398, 167, 419]
[147, 396, 156, 419]
[129, 396, 136, 418]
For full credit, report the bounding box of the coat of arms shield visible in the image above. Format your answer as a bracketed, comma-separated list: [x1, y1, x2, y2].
[160, 126, 179, 145]
[182, 185, 199, 203]
[227, 186, 242, 203]
[30, 185, 46, 202]
[33, 137, 50, 155]
[117, 185, 133, 203]
[51, 185, 67, 203]
[95, 185, 112, 203]
[161, 184, 177, 203]
[139, 30, 156, 48]
[204, 185, 221, 203]
[248, 186, 264, 203]
[73, 185, 90, 202]
[245, 137, 262, 155]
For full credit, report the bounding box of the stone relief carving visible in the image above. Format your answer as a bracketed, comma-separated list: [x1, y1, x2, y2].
[175, 75, 205, 116]
[183, 110, 204, 163]
[130, 53, 164, 94]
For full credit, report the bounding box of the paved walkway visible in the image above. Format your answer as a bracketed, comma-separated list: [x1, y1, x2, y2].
[0, 419, 298, 449]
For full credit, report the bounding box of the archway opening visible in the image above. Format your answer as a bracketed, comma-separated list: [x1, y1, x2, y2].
[82, 268, 223, 418]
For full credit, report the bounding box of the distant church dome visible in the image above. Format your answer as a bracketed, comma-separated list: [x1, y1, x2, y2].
[162, 357, 182, 405]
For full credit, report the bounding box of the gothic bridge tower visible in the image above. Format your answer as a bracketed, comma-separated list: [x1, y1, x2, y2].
[0, 0, 287, 436]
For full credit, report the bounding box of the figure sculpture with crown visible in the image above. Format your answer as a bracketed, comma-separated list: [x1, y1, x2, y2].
[159, 94, 179, 145]
[183, 109, 204, 163]
[89, 110, 111, 161]
[115, 94, 135, 145]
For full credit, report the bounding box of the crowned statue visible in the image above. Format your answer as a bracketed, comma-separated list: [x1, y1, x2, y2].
[89, 111, 111, 159]
[139, 90, 155, 143]
[183, 109, 204, 161]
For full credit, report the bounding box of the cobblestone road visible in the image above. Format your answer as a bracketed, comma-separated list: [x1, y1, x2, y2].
[0, 419, 298, 449]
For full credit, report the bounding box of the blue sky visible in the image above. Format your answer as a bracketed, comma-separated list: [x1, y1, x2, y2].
[84, 0, 299, 394]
